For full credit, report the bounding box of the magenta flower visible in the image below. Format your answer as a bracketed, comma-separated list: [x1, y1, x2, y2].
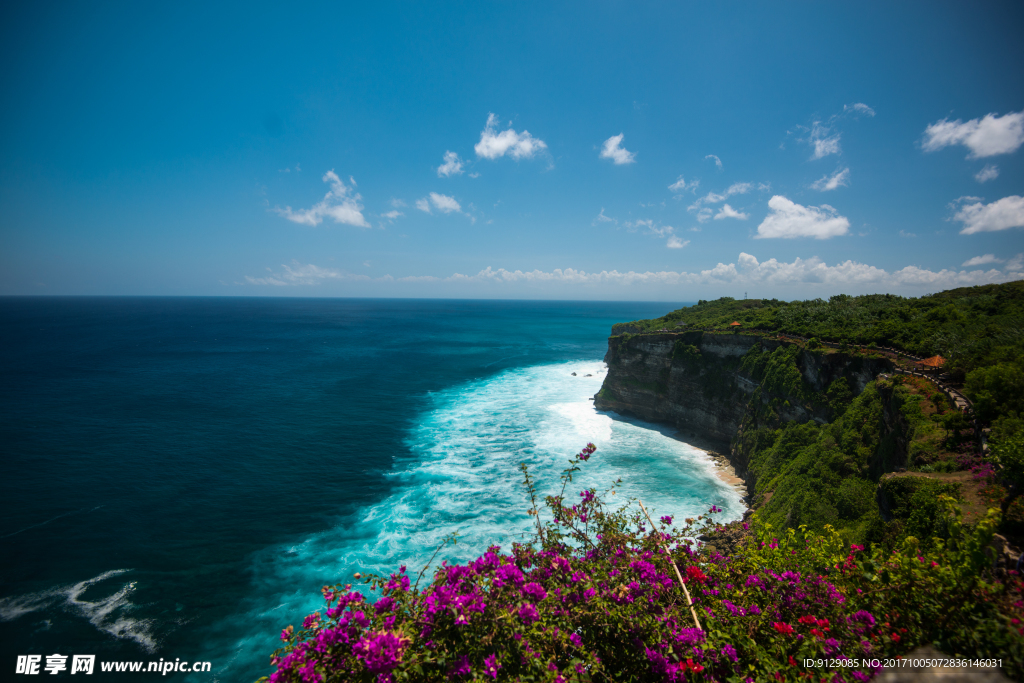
[483, 654, 501, 679]
[569, 632, 583, 648]
[660, 515, 673, 525]
[576, 443, 597, 461]
[374, 597, 396, 614]
[354, 630, 408, 676]
[447, 655, 471, 678]
[518, 602, 540, 625]
[521, 582, 547, 603]
[495, 563, 525, 588]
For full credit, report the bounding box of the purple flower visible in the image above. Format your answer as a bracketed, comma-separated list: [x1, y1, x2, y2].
[569, 632, 583, 648]
[354, 631, 407, 676]
[630, 559, 658, 583]
[521, 582, 547, 603]
[374, 597, 395, 614]
[722, 600, 743, 617]
[447, 655, 471, 678]
[660, 515, 673, 525]
[848, 610, 876, 628]
[675, 627, 705, 646]
[720, 643, 738, 663]
[384, 572, 411, 593]
[518, 602, 540, 625]
[495, 563, 525, 588]
[483, 654, 501, 679]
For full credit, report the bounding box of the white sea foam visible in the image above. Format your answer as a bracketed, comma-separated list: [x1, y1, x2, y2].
[218, 360, 744, 676]
[0, 569, 157, 652]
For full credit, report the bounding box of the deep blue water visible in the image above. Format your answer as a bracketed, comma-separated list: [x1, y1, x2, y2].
[0, 297, 744, 680]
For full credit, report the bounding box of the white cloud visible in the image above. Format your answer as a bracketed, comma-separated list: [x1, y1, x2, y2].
[390, 198, 406, 208]
[415, 198, 431, 213]
[437, 151, 465, 177]
[696, 208, 713, 223]
[953, 195, 1024, 234]
[666, 236, 689, 249]
[595, 208, 616, 224]
[714, 204, 749, 220]
[688, 182, 753, 211]
[424, 254, 1019, 290]
[643, 222, 673, 237]
[844, 103, 876, 117]
[810, 122, 842, 160]
[923, 111, 1024, 158]
[622, 219, 654, 233]
[600, 134, 636, 165]
[705, 154, 723, 169]
[273, 170, 369, 228]
[474, 113, 547, 160]
[975, 164, 999, 183]
[243, 253, 1024, 293]
[245, 262, 370, 286]
[382, 210, 404, 220]
[668, 176, 699, 194]
[962, 254, 1002, 267]
[429, 192, 462, 214]
[726, 182, 752, 195]
[811, 167, 850, 191]
[756, 195, 850, 239]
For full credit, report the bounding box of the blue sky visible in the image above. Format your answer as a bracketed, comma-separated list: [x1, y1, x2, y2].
[2, 1, 1023, 300]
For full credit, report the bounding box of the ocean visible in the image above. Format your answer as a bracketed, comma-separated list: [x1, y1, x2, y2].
[0, 297, 745, 680]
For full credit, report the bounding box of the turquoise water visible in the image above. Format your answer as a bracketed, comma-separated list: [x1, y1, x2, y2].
[0, 298, 744, 680]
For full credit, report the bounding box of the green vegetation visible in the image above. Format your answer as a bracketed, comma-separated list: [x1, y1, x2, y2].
[618, 281, 1024, 399]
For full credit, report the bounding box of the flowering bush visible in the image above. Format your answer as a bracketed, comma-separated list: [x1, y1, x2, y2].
[261, 445, 1024, 682]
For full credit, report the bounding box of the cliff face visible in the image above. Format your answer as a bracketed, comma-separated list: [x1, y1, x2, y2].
[594, 331, 755, 445]
[593, 331, 895, 483]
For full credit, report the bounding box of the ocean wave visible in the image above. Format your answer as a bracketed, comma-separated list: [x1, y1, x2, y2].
[0, 569, 157, 652]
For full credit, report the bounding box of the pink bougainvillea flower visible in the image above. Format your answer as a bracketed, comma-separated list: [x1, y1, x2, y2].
[483, 654, 501, 679]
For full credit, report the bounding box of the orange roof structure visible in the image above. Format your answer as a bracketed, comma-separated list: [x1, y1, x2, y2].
[920, 355, 946, 368]
[729, 321, 742, 327]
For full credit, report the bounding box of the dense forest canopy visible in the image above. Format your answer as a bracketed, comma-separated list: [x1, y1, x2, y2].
[619, 281, 1024, 430]
[624, 281, 1024, 374]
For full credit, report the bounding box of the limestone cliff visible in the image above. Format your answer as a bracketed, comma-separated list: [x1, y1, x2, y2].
[593, 330, 895, 488]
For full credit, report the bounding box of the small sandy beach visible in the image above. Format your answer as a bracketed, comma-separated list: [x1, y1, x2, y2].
[672, 431, 749, 502]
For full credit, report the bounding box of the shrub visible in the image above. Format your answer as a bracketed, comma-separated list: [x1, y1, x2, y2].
[262, 446, 1024, 683]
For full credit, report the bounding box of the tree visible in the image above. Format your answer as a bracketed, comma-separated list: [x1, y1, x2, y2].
[965, 362, 1024, 423]
[990, 432, 1024, 514]
[940, 411, 970, 442]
